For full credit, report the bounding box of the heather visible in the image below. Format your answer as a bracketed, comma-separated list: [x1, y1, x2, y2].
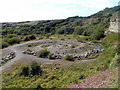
[2, 33, 119, 88]
[67, 68, 118, 88]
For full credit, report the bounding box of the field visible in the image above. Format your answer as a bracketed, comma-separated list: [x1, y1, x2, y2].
[1, 33, 119, 88]
[1, 5, 119, 89]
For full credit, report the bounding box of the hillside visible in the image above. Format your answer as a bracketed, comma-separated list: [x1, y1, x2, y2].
[2, 6, 120, 35]
[1, 5, 120, 89]
[1, 6, 120, 49]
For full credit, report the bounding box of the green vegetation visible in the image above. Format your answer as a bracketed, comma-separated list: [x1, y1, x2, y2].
[20, 62, 42, 76]
[7, 37, 22, 45]
[90, 25, 105, 40]
[2, 6, 120, 48]
[37, 49, 50, 58]
[20, 65, 29, 76]
[64, 55, 75, 61]
[2, 33, 119, 88]
[56, 28, 64, 34]
[73, 26, 83, 35]
[7, 34, 17, 38]
[1, 6, 119, 88]
[56, 27, 74, 34]
[2, 41, 8, 48]
[30, 62, 42, 75]
[24, 35, 36, 41]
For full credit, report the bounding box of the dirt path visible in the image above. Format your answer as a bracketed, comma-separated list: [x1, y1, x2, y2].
[0, 40, 53, 71]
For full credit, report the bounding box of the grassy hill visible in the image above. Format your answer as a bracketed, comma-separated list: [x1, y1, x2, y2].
[1, 5, 120, 89]
[1, 6, 120, 48]
[2, 33, 119, 88]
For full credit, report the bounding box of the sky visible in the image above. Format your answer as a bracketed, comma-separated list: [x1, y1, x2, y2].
[0, 0, 119, 22]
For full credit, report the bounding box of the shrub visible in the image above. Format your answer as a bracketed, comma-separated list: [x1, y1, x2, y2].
[91, 30, 105, 40]
[20, 65, 29, 76]
[7, 34, 17, 38]
[79, 75, 86, 79]
[73, 26, 84, 35]
[37, 49, 50, 58]
[24, 37, 30, 41]
[56, 27, 74, 34]
[28, 35, 36, 40]
[76, 37, 84, 42]
[2, 42, 8, 48]
[20, 62, 42, 76]
[56, 28, 64, 34]
[28, 44, 32, 47]
[64, 28, 74, 34]
[24, 35, 36, 41]
[36, 85, 43, 89]
[114, 54, 120, 67]
[7, 37, 22, 45]
[82, 30, 91, 36]
[97, 64, 108, 71]
[91, 40, 99, 43]
[30, 62, 42, 75]
[64, 55, 75, 61]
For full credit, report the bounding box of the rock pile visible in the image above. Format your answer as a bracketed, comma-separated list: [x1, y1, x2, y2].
[22, 49, 36, 56]
[1, 52, 16, 63]
[49, 54, 63, 60]
[73, 48, 104, 59]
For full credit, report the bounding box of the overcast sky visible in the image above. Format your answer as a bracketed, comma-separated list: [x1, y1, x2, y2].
[0, 0, 119, 22]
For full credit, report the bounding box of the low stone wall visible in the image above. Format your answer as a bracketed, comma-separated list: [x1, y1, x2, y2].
[0, 52, 16, 64]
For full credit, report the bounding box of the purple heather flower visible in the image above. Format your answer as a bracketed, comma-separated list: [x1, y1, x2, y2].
[102, 81, 107, 84]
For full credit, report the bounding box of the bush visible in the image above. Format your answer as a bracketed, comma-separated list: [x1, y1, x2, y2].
[114, 54, 120, 67]
[2, 42, 8, 48]
[20, 65, 29, 76]
[24, 35, 36, 41]
[82, 30, 91, 36]
[20, 62, 42, 76]
[56, 28, 64, 34]
[28, 35, 36, 40]
[36, 85, 43, 89]
[7, 34, 17, 38]
[28, 44, 32, 47]
[37, 49, 50, 58]
[64, 28, 74, 34]
[97, 64, 108, 71]
[56, 27, 74, 34]
[64, 55, 75, 61]
[91, 30, 105, 40]
[76, 37, 84, 42]
[73, 26, 84, 35]
[30, 62, 42, 75]
[24, 37, 30, 41]
[7, 37, 22, 45]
